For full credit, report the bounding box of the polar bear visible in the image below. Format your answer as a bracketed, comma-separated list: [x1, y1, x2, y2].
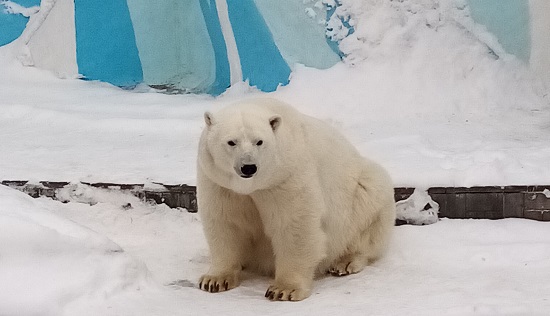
[197, 98, 395, 301]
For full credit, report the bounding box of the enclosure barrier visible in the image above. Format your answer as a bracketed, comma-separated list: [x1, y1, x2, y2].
[2, 180, 549, 222]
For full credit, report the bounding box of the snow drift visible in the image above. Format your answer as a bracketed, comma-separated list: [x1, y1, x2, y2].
[0, 185, 149, 316]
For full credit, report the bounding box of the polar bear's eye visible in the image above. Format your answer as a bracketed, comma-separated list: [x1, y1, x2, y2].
[256, 140, 263, 146]
[227, 141, 236, 146]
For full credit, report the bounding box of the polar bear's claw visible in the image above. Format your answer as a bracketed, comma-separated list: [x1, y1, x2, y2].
[198, 274, 238, 293]
[328, 256, 365, 277]
[265, 285, 307, 301]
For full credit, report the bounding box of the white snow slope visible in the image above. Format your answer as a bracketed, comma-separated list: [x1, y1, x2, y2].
[1, 1, 550, 315]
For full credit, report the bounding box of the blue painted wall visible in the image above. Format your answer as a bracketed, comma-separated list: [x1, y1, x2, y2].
[4, 0, 535, 94]
[127, 0, 222, 93]
[0, 0, 40, 45]
[75, 0, 143, 87]
[467, 0, 530, 62]
[254, 0, 341, 69]
[199, 0, 231, 95]
[227, 0, 291, 91]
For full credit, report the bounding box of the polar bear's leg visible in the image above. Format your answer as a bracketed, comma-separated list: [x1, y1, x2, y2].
[356, 165, 395, 260]
[198, 174, 259, 293]
[199, 214, 247, 292]
[253, 185, 327, 301]
[327, 214, 390, 276]
[265, 224, 323, 301]
[329, 167, 395, 276]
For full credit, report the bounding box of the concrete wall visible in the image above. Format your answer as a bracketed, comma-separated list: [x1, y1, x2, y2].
[26, 0, 77, 77]
[529, 0, 550, 88]
[3, 0, 550, 92]
[1, 0, 340, 94]
[467, 0, 531, 62]
[126, 0, 217, 93]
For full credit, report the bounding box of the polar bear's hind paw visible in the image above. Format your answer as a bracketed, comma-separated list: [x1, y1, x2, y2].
[328, 255, 365, 276]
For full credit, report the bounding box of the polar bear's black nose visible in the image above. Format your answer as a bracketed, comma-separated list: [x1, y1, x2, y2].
[240, 164, 257, 178]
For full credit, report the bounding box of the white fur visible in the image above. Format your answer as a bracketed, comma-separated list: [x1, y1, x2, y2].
[197, 98, 396, 301]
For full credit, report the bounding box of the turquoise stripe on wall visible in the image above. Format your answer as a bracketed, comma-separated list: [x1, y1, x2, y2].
[127, 0, 217, 94]
[467, 0, 530, 62]
[254, 0, 341, 69]
[226, 0, 290, 92]
[75, 0, 143, 87]
[0, 11, 28, 45]
[199, 0, 231, 96]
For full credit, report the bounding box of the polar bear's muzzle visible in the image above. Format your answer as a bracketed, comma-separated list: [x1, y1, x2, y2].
[238, 164, 257, 178]
[235, 153, 258, 178]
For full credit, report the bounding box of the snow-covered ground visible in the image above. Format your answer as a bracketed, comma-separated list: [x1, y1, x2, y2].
[1, 185, 549, 316]
[1, 1, 550, 315]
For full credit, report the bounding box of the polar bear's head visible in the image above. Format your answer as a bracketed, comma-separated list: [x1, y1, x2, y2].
[200, 104, 283, 194]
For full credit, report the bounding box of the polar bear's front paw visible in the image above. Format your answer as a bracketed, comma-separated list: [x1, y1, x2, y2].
[198, 273, 239, 293]
[265, 284, 310, 301]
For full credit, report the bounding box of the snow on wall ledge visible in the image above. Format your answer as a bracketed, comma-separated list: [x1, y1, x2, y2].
[2, 0, 550, 92]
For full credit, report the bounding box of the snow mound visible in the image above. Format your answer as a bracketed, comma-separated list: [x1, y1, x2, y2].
[396, 188, 439, 225]
[0, 185, 150, 316]
[55, 182, 141, 207]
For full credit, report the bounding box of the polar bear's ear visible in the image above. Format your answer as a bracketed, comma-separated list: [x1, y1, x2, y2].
[269, 115, 281, 132]
[204, 112, 214, 127]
